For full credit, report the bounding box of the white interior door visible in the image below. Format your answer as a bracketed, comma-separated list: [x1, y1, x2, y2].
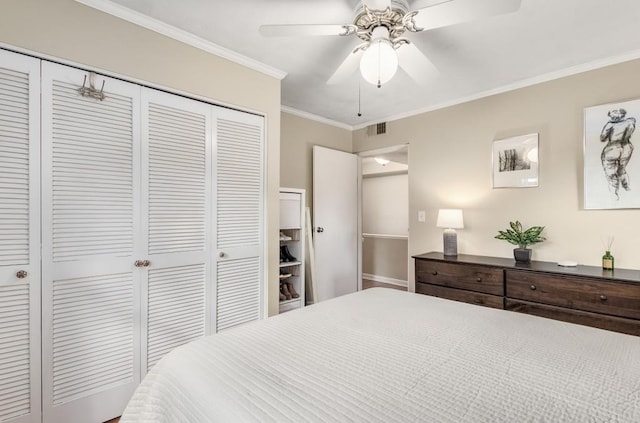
[41, 62, 142, 423]
[312, 146, 359, 301]
[0, 50, 41, 423]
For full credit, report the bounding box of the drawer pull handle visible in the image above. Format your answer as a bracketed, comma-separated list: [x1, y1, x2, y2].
[16, 270, 28, 279]
[476, 277, 482, 282]
[431, 271, 438, 276]
[599, 295, 607, 301]
[529, 285, 536, 291]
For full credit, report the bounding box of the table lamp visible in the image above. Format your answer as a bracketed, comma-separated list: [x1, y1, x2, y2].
[436, 209, 464, 256]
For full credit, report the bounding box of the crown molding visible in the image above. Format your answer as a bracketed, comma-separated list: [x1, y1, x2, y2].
[281, 106, 354, 131]
[74, 0, 287, 80]
[353, 48, 640, 130]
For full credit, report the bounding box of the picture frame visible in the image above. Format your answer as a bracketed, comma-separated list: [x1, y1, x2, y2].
[492, 133, 539, 188]
[584, 98, 640, 209]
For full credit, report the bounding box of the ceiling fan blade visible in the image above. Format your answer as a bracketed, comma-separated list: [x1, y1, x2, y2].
[327, 49, 364, 85]
[259, 24, 348, 37]
[362, 0, 391, 10]
[397, 43, 438, 85]
[412, 0, 522, 31]
[410, 0, 453, 10]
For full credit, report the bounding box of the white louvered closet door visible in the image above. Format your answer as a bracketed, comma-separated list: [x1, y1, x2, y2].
[213, 108, 265, 331]
[141, 89, 211, 374]
[41, 62, 142, 423]
[0, 50, 41, 423]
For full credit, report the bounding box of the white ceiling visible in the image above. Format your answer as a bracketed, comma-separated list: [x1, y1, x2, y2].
[87, 0, 640, 128]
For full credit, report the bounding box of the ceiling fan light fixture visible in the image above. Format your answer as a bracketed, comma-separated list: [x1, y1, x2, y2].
[360, 26, 398, 87]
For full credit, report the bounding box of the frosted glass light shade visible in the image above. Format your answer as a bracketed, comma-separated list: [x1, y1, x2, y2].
[436, 209, 464, 229]
[360, 27, 398, 87]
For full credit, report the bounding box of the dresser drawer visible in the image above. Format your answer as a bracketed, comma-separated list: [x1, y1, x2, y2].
[506, 270, 640, 320]
[415, 259, 504, 295]
[506, 299, 640, 336]
[416, 283, 504, 309]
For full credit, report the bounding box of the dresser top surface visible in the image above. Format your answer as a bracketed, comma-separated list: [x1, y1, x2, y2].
[413, 252, 640, 284]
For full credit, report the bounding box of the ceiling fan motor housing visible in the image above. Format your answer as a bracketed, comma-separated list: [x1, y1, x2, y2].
[353, 0, 416, 43]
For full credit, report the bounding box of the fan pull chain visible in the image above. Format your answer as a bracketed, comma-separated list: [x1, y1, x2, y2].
[377, 42, 382, 88]
[357, 81, 362, 117]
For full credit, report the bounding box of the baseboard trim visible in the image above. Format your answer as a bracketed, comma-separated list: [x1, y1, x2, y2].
[363, 273, 408, 287]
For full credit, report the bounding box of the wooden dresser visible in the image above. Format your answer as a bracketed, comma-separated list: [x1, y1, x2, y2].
[414, 252, 640, 336]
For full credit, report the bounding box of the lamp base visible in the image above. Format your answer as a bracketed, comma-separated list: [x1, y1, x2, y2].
[443, 229, 458, 256]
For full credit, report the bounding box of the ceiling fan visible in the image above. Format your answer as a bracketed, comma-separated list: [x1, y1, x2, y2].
[260, 0, 522, 87]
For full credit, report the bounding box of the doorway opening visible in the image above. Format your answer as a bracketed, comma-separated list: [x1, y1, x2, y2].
[358, 144, 409, 291]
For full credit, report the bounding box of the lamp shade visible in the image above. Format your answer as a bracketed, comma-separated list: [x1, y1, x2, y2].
[360, 26, 398, 87]
[436, 209, 464, 229]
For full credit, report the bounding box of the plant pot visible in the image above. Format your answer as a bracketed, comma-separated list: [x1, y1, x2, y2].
[514, 248, 532, 263]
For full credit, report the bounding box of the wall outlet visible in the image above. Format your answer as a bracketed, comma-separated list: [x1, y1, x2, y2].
[418, 210, 426, 222]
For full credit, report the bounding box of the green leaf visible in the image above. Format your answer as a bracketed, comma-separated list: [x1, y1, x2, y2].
[510, 221, 522, 233]
[495, 221, 545, 248]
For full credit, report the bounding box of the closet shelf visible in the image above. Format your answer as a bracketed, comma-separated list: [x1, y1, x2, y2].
[280, 261, 302, 267]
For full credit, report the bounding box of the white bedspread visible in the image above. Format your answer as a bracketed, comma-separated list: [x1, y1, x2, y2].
[121, 288, 640, 422]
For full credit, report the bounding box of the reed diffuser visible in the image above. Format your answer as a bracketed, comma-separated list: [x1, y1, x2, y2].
[602, 236, 614, 270]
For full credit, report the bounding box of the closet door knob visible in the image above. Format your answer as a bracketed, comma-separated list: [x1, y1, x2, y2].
[316, 227, 324, 233]
[143, 260, 151, 267]
[219, 252, 225, 258]
[16, 270, 28, 279]
[134, 260, 145, 268]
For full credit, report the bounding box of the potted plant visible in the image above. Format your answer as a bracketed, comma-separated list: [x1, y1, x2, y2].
[495, 221, 546, 263]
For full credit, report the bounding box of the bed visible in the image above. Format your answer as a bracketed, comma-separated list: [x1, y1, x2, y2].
[121, 288, 640, 422]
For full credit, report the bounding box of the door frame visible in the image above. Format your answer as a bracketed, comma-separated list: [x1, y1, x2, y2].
[357, 144, 411, 291]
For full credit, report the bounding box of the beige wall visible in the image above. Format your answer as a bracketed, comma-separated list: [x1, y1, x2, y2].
[280, 112, 353, 210]
[363, 238, 408, 282]
[1, 0, 283, 315]
[353, 59, 640, 288]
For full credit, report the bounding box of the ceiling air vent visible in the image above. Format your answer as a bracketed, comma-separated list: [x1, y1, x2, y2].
[367, 122, 386, 136]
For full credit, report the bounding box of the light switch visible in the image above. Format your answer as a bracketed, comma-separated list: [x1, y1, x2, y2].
[418, 210, 426, 222]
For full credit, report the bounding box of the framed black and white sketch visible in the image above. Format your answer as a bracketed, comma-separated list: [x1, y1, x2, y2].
[492, 133, 539, 188]
[584, 98, 640, 209]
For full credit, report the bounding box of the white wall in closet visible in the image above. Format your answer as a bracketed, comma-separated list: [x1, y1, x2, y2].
[362, 173, 409, 284]
[362, 174, 409, 236]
